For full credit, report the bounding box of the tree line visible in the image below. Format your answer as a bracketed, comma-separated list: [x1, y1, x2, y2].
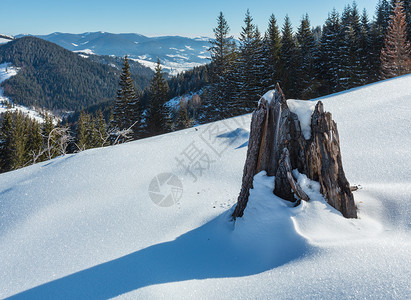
[206, 0, 411, 118]
[1, 0, 410, 174]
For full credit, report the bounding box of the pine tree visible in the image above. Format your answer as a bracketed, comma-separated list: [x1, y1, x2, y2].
[26, 117, 43, 164]
[381, 0, 411, 79]
[263, 14, 282, 90]
[148, 58, 170, 134]
[233, 10, 266, 112]
[318, 9, 342, 94]
[76, 111, 90, 150]
[0, 111, 14, 172]
[296, 14, 318, 98]
[372, 0, 393, 78]
[208, 12, 237, 118]
[113, 55, 139, 131]
[94, 109, 108, 147]
[9, 111, 27, 170]
[339, 4, 363, 90]
[359, 9, 373, 83]
[279, 15, 298, 98]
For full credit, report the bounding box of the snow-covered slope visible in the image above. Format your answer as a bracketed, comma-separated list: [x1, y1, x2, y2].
[0, 63, 54, 123]
[0, 34, 14, 45]
[1, 76, 411, 299]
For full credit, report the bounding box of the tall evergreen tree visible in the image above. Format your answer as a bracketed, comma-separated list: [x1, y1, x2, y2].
[94, 109, 108, 147]
[359, 9, 373, 83]
[318, 9, 342, 94]
[389, 0, 411, 40]
[232, 10, 265, 113]
[208, 12, 237, 118]
[148, 58, 170, 134]
[279, 15, 298, 97]
[296, 14, 318, 98]
[0, 111, 14, 172]
[372, 0, 393, 77]
[339, 4, 363, 89]
[76, 111, 90, 150]
[113, 55, 140, 130]
[381, 0, 411, 78]
[9, 111, 28, 170]
[263, 14, 282, 90]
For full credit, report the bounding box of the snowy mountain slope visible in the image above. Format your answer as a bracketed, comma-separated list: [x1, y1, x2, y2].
[23, 32, 211, 75]
[0, 63, 57, 123]
[0, 35, 14, 45]
[1, 76, 411, 299]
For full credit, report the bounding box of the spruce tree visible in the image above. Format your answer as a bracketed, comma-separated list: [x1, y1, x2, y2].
[0, 111, 14, 172]
[296, 14, 317, 98]
[339, 4, 363, 89]
[94, 109, 108, 147]
[318, 10, 342, 94]
[372, 0, 393, 77]
[76, 111, 90, 150]
[381, 0, 411, 79]
[148, 58, 170, 134]
[113, 55, 139, 131]
[233, 10, 265, 112]
[280, 15, 298, 98]
[359, 9, 373, 83]
[10, 111, 27, 170]
[209, 11, 236, 114]
[264, 14, 282, 90]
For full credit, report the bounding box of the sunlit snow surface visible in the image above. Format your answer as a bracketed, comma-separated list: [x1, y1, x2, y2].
[1, 75, 411, 299]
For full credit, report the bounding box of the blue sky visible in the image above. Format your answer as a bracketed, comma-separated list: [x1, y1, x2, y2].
[3, 0, 378, 38]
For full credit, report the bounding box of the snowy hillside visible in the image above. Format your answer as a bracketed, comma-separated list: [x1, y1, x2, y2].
[1, 76, 410, 299]
[0, 63, 56, 123]
[0, 34, 14, 45]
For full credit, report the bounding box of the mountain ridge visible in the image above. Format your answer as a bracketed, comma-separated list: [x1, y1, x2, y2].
[16, 31, 212, 75]
[0, 36, 153, 111]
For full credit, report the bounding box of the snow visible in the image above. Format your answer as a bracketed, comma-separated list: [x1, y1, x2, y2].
[194, 37, 211, 42]
[287, 99, 317, 139]
[138, 54, 149, 60]
[166, 54, 189, 60]
[0, 63, 59, 124]
[1, 76, 411, 299]
[260, 89, 276, 104]
[131, 57, 204, 76]
[165, 90, 204, 110]
[259, 91, 316, 140]
[73, 49, 95, 55]
[0, 38, 12, 44]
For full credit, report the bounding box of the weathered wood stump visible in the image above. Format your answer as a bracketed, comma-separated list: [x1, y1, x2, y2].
[232, 84, 357, 219]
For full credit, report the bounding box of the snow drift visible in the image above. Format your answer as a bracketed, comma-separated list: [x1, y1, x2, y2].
[1, 75, 411, 299]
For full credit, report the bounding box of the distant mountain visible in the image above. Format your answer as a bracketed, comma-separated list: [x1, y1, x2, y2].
[0, 36, 153, 112]
[18, 32, 212, 75]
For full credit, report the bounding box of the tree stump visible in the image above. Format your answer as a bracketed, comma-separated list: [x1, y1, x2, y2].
[232, 84, 357, 219]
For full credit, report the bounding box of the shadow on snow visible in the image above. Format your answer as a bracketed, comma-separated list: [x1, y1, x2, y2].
[9, 207, 312, 299]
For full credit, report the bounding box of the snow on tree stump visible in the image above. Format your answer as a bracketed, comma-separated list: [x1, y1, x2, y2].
[232, 84, 357, 219]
